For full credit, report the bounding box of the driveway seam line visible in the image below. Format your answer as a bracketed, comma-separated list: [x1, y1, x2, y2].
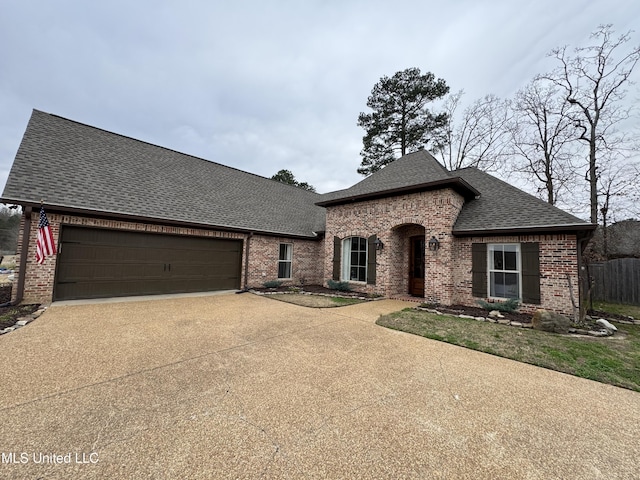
[0, 315, 351, 413]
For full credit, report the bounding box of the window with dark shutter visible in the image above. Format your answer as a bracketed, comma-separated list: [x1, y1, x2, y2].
[367, 235, 377, 285]
[472, 243, 487, 298]
[332, 236, 341, 281]
[521, 242, 541, 304]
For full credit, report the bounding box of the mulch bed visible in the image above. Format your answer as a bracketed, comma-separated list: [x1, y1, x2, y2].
[0, 284, 11, 304]
[430, 304, 534, 324]
[251, 284, 375, 299]
[252, 286, 632, 324]
[0, 284, 41, 331]
[0, 304, 40, 330]
[587, 309, 636, 322]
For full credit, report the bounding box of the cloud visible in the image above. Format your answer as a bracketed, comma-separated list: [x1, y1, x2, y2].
[1, 0, 639, 197]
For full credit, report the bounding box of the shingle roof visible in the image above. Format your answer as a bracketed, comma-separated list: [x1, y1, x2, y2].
[316, 149, 479, 206]
[453, 167, 593, 234]
[2, 111, 594, 239]
[1, 110, 325, 238]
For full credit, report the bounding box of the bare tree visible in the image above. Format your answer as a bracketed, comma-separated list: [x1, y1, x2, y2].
[597, 159, 640, 257]
[510, 79, 578, 206]
[435, 91, 512, 171]
[541, 24, 640, 223]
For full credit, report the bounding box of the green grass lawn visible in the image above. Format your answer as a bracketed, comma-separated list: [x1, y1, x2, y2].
[377, 304, 640, 391]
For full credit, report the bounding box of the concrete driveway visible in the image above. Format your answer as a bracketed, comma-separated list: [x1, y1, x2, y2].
[0, 293, 638, 479]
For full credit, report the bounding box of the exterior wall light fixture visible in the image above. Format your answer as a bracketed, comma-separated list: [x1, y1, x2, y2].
[428, 236, 440, 251]
[374, 238, 384, 251]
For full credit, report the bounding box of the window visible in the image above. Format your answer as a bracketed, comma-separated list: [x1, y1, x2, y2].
[342, 237, 367, 282]
[278, 243, 292, 279]
[488, 244, 520, 299]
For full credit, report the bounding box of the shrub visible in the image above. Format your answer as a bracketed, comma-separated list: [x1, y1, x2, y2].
[327, 279, 352, 292]
[477, 298, 520, 313]
[263, 280, 283, 288]
[419, 302, 441, 309]
[288, 286, 301, 293]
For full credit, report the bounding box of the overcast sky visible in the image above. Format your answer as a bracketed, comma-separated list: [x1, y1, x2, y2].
[1, 0, 639, 198]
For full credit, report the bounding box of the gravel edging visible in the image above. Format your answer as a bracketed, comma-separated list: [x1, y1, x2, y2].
[415, 306, 637, 337]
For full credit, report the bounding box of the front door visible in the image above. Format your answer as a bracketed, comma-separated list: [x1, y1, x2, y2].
[409, 236, 425, 297]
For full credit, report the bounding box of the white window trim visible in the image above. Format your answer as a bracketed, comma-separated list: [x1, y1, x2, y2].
[341, 236, 367, 283]
[278, 243, 293, 279]
[487, 243, 522, 300]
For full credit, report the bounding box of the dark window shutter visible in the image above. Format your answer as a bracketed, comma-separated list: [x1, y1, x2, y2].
[367, 235, 377, 285]
[332, 236, 341, 281]
[472, 243, 487, 297]
[521, 242, 541, 304]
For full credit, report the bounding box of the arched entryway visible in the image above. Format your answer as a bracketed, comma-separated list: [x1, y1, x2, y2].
[389, 224, 426, 298]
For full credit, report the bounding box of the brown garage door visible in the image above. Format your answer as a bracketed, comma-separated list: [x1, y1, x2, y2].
[54, 226, 243, 301]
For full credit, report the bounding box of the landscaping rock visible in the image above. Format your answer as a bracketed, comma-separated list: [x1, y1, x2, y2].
[458, 314, 475, 319]
[596, 319, 617, 332]
[489, 310, 505, 319]
[531, 310, 572, 334]
[511, 321, 523, 327]
[497, 319, 510, 325]
[588, 330, 610, 337]
[15, 320, 30, 326]
[475, 317, 486, 321]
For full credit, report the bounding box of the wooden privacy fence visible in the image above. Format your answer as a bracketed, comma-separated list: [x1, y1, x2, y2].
[587, 258, 640, 306]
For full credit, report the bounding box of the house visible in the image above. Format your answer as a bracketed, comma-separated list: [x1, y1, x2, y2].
[1, 110, 596, 314]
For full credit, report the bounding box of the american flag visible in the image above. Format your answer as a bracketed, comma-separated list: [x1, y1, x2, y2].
[36, 206, 56, 264]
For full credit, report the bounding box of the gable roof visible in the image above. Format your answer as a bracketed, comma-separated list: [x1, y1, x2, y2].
[2, 111, 595, 239]
[452, 167, 594, 234]
[1, 110, 325, 238]
[316, 149, 479, 206]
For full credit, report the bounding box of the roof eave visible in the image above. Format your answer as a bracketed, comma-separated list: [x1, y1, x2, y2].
[316, 177, 479, 207]
[1, 198, 322, 240]
[452, 223, 598, 237]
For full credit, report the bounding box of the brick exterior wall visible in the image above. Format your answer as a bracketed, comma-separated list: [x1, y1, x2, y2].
[324, 190, 579, 315]
[12, 210, 322, 304]
[13, 201, 579, 316]
[324, 189, 465, 303]
[453, 234, 579, 316]
[245, 234, 323, 288]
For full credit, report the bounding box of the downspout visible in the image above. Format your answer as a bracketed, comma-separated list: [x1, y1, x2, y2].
[237, 231, 253, 293]
[1, 206, 32, 307]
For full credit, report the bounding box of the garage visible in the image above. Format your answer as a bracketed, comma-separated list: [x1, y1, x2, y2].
[54, 226, 243, 301]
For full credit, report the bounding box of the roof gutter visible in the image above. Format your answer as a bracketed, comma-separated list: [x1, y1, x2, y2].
[452, 223, 597, 237]
[315, 177, 480, 207]
[0, 199, 322, 241]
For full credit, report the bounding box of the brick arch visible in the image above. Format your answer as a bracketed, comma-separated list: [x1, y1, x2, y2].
[387, 224, 426, 297]
[391, 220, 425, 231]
